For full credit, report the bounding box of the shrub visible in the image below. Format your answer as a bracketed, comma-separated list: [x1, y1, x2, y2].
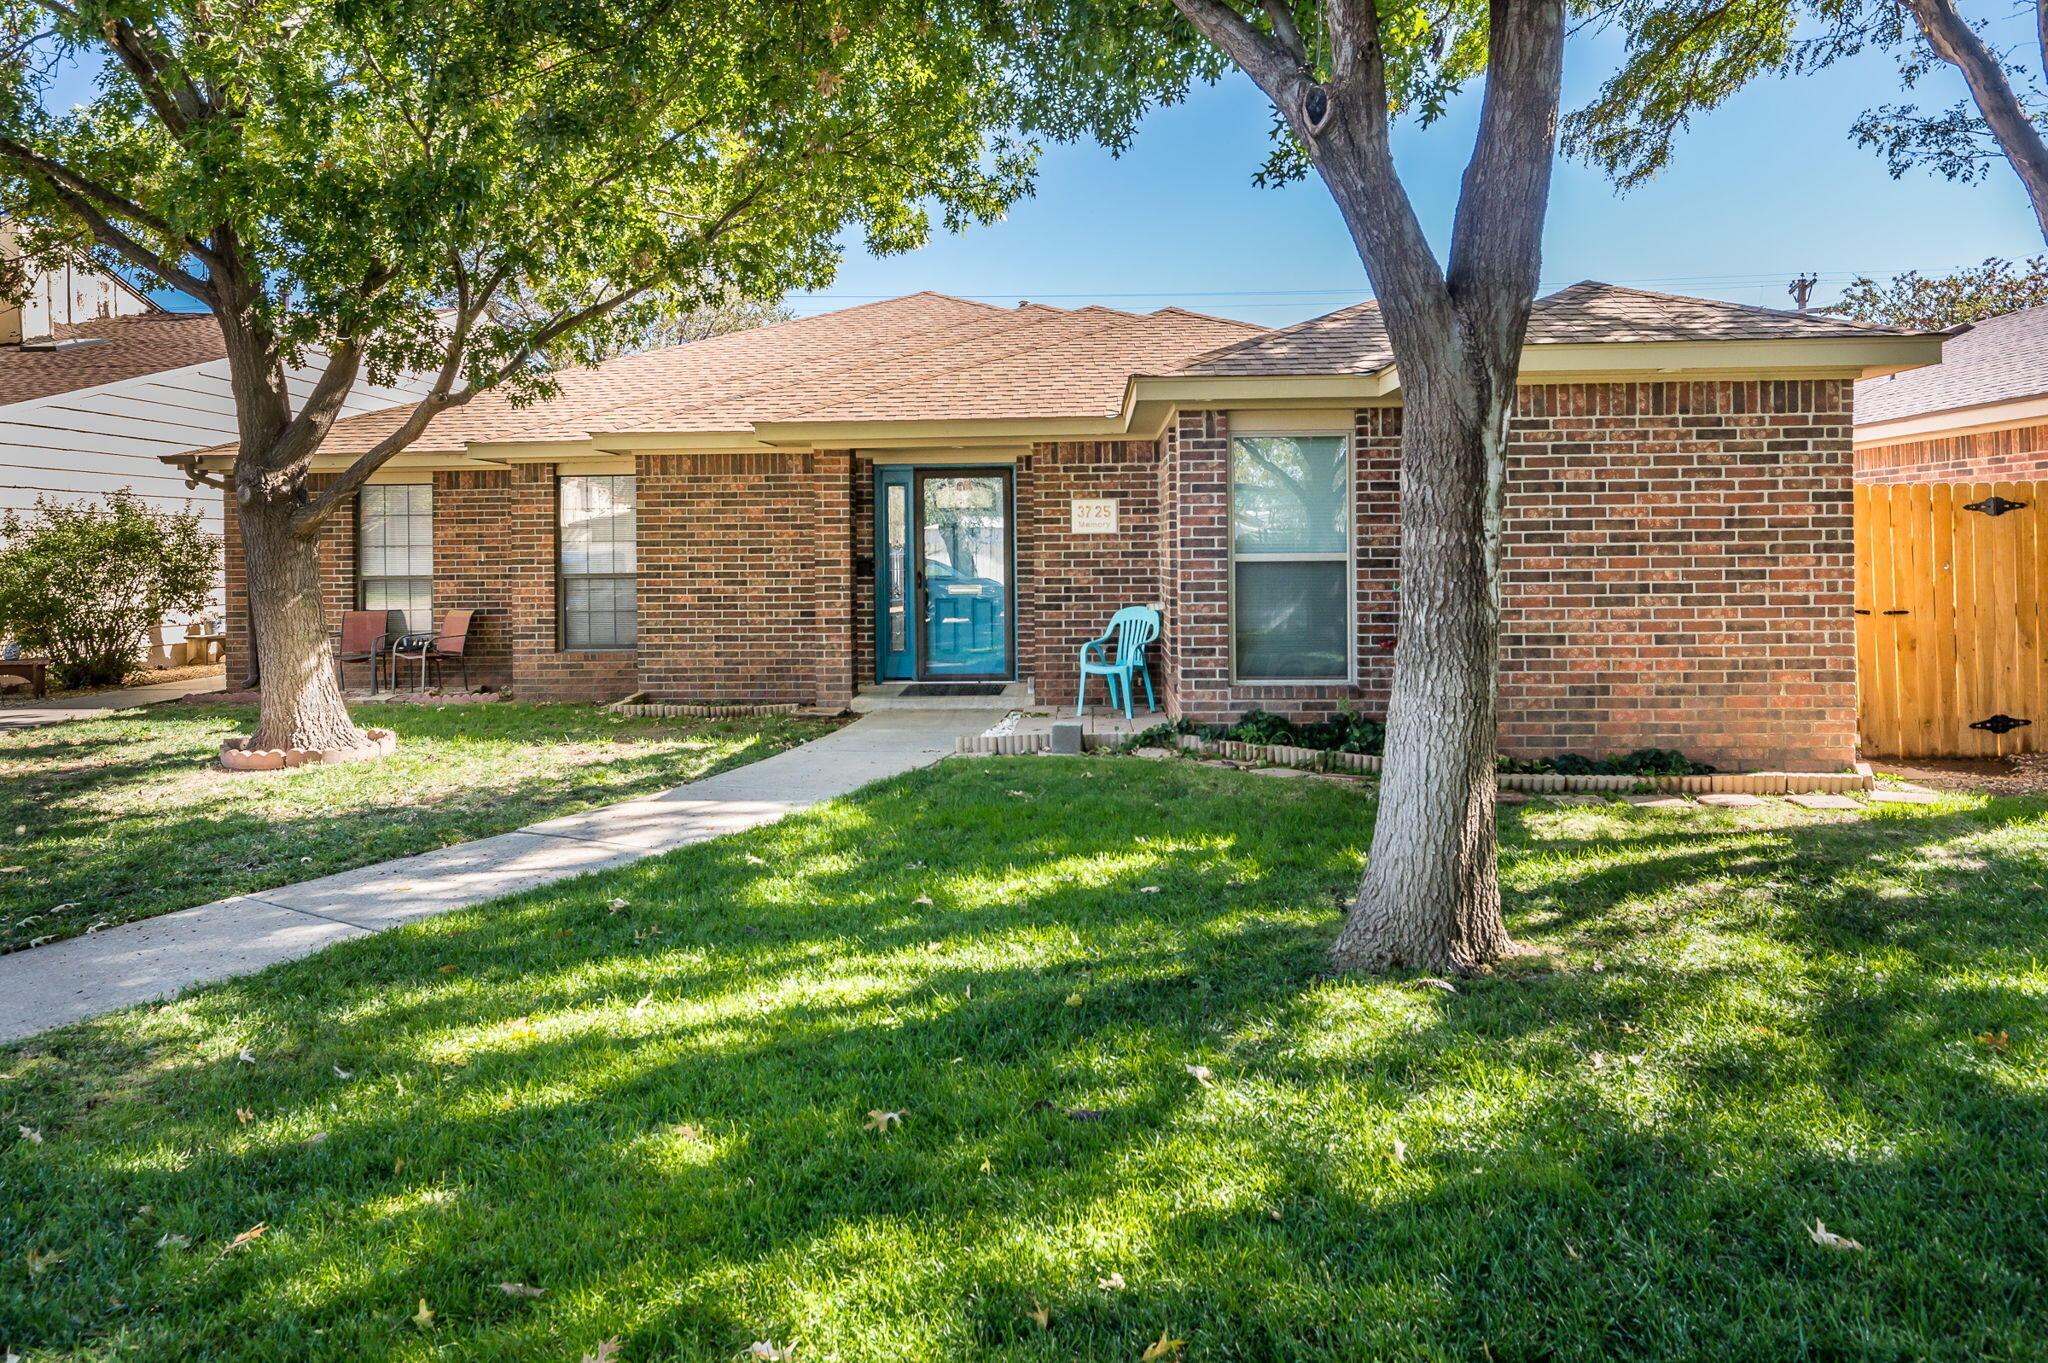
[0, 492, 220, 688]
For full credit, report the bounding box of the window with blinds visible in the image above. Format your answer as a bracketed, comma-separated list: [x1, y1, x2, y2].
[1229, 434, 1351, 681]
[559, 474, 636, 650]
[356, 484, 433, 631]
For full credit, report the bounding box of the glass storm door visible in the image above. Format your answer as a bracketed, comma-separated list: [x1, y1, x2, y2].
[876, 468, 915, 680]
[916, 470, 1012, 678]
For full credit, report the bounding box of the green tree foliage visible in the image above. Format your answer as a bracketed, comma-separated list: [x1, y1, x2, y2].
[0, 0, 1056, 749]
[0, 492, 218, 688]
[1832, 256, 2048, 328]
[1568, 0, 2048, 244]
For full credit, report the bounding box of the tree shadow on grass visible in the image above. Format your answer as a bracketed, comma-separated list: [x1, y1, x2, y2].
[4, 762, 2046, 1359]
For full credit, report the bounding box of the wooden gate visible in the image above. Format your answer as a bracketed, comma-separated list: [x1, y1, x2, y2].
[1855, 481, 2045, 757]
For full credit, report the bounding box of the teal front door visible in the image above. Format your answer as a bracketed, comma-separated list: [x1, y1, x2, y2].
[874, 466, 1013, 681]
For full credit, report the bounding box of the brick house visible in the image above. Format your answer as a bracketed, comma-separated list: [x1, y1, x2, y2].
[1856, 305, 2048, 483]
[172, 283, 1939, 771]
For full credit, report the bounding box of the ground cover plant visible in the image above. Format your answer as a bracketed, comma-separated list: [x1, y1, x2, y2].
[2, 757, 2043, 1360]
[1133, 710, 1717, 775]
[0, 704, 831, 952]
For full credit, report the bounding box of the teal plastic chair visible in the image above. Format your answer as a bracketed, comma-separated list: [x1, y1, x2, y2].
[1077, 606, 1161, 719]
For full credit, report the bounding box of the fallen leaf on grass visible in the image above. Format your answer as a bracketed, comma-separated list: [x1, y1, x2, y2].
[1028, 1298, 1051, 1329]
[864, 1109, 903, 1134]
[1975, 1030, 2011, 1053]
[155, 1232, 191, 1250]
[1391, 1138, 1408, 1165]
[211, 1222, 266, 1262]
[412, 1298, 435, 1329]
[1137, 885, 1162, 894]
[744, 853, 767, 866]
[1807, 1220, 1863, 1251]
[750, 1343, 797, 1361]
[1414, 978, 1458, 994]
[16, 1124, 40, 1145]
[332, 1065, 353, 1080]
[26, 1247, 64, 1277]
[1097, 1272, 1125, 1291]
[236, 1048, 256, 1064]
[234, 1108, 253, 1125]
[300, 1131, 328, 1147]
[436, 964, 459, 974]
[913, 895, 934, 907]
[500, 1281, 546, 1298]
[1064, 992, 1084, 1007]
[1142, 1329, 1186, 1360]
[582, 1339, 621, 1363]
[1183, 1064, 1214, 1086]
[607, 898, 630, 912]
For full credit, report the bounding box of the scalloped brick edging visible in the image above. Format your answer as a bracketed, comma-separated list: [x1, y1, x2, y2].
[220, 727, 398, 772]
[608, 702, 802, 719]
[954, 731, 1872, 794]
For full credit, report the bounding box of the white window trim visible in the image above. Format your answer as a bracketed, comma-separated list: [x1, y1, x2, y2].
[1226, 427, 1356, 686]
[356, 483, 434, 632]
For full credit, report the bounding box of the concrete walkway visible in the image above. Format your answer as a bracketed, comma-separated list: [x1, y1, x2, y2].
[0, 709, 984, 1043]
[0, 672, 227, 730]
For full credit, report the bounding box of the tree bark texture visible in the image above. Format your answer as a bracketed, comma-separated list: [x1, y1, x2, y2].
[237, 494, 364, 753]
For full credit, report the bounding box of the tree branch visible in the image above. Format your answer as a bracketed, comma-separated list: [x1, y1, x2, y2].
[1445, 0, 1568, 370]
[1169, 0, 1305, 96]
[1259, 0, 1309, 65]
[1905, 0, 2048, 242]
[0, 139, 219, 303]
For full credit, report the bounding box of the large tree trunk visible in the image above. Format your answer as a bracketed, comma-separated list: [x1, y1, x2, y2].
[1906, 0, 2048, 246]
[236, 491, 365, 753]
[1331, 365, 1515, 972]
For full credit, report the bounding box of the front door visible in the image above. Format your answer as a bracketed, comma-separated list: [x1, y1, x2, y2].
[874, 466, 1014, 681]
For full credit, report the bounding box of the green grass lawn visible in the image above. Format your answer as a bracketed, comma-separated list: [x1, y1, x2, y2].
[0, 703, 833, 953]
[3, 758, 2045, 1361]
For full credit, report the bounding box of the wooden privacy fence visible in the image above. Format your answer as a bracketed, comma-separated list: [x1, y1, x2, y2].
[1855, 481, 2045, 757]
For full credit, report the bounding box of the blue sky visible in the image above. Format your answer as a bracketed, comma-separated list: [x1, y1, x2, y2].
[797, 25, 2043, 327]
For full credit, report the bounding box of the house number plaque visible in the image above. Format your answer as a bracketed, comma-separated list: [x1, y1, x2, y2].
[1071, 498, 1119, 534]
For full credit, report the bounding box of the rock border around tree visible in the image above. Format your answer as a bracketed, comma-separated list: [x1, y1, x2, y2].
[221, 727, 398, 771]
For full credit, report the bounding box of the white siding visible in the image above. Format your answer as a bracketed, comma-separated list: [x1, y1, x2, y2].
[0, 354, 439, 532]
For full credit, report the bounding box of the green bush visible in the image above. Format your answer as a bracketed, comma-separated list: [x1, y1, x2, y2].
[0, 491, 219, 688]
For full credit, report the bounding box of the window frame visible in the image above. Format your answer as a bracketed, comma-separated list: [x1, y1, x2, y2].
[556, 472, 638, 653]
[355, 482, 435, 633]
[1226, 428, 1356, 686]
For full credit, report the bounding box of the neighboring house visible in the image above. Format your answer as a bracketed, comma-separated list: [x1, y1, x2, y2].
[1855, 305, 2048, 483]
[173, 284, 1939, 771]
[0, 227, 437, 540]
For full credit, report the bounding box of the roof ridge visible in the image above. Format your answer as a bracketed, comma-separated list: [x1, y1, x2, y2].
[1147, 305, 1266, 330]
[1539, 280, 1909, 335]
[765, 308, 1144, 425]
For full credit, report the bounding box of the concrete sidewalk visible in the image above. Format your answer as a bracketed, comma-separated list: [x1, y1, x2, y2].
[0, 672, 227, 730]
[0, 709, 983, 1043]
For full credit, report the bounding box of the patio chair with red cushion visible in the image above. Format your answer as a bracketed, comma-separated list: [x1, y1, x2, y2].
[335, 610, 405, 693]
[389, 609, 477, 690]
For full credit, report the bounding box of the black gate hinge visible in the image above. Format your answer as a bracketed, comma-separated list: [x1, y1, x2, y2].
[1970, 714, 2033, 735]
[1963, 495, 2029, 517]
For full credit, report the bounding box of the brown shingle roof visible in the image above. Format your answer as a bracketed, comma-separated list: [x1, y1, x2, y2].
[1174, 281, 1912, 377]
[0, 313, 224, 405]
[1854, 305, 2048, 424]
[284, 292, 1264, 456]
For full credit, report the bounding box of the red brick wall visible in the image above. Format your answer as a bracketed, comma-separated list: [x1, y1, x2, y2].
[1856, 422, 2048, 484]
[1498, 380, 1857, 771]
[1162, 380, 1858, 770]
[503, 463, 636, 702]
[634, 451, 850, 704]
[1026, 441, 1162, 707]
[429, 470, 514, 691]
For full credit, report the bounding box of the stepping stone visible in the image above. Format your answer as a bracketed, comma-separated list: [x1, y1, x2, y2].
[1540, 793, 1608, 806]
[1622, 794, 1691, 809]
[1785, 793, 1860, 810]
[1247, 765, 1311, 778]
[1869, 788, 1939, 804]
[1696, 792, 1765, 808]
[1130, 747, 1175, 761]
